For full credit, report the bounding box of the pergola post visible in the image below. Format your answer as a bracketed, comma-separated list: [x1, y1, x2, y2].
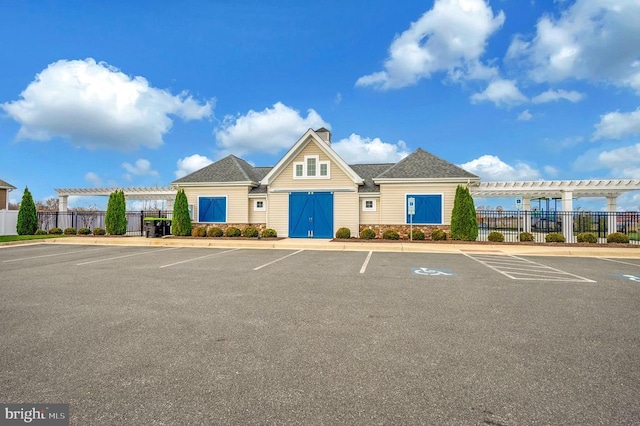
[59, 195, 68, 212]
[607, 195, 617, 235]
[561, 190, 573, 242]
[523, 197, 531, 232]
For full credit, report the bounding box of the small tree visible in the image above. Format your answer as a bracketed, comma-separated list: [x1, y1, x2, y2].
[450, 185, 478, 241]
[16, 187, 38, 235]
[105, 190, 127, 235]
[172, 189, 192, 236]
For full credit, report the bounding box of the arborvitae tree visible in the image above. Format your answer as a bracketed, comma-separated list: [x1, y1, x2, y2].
[172, 189, 192, 236]
[16, 187, 38, 235]
[450, 185, 478, 241]
[105, 190, 127, 235]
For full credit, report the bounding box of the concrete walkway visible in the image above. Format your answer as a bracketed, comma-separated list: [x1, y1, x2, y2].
[24, 235, 640, 258]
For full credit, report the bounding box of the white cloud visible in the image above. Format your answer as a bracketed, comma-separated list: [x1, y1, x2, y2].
[517, 109, 533, 121]
[470, 79, 528, 106]
[543, 165, 560, 177]
[459, 155, 541, 181]
[593, 108, 640, 140]
[1, 58, 213, 151]
[122, 159, 159, 179]
[331, 134, 410, 164]
[84, 172, 102, 187]
[506, 0, 640, 94]
[531, 89, 585, 104]
[215, 102, 329, 156]
[175, 154, 213, 178]
[356, 0, 504, 90]
[591, 143, 640, 178]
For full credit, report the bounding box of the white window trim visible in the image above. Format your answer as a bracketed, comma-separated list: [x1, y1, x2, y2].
[362, 199, 377, 212]
[254, 199, 266, 211]
[293, 155, 330, 179]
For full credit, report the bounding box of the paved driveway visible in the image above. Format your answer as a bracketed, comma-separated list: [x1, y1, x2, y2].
[1, 244, 639, 425]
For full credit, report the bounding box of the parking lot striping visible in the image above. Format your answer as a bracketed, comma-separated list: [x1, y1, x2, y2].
[463, 253, 596, 282]
[3, 247, 110, 263]
[253, 249, 304, 271]
[159, 248, 240, 268]
[76, 247, 179, 266]
[598, 257, 640, 267]
[359, 251, 373, 274]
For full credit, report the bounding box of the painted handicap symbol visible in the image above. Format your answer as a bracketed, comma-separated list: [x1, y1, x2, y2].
[412, 267, 454, 276]
[622, 274, 640, 283]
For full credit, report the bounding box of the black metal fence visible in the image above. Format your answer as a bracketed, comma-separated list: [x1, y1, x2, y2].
[37, 211, 172, 236]
[476, 210, 640, 244]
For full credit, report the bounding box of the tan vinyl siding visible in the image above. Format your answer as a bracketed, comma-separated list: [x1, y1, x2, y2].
[333, 192, 359, 236]
[248, 198, 267, 224]
[359, 197, 380, 224]
[267, 192, 289, 237]
[379, 183, 460, 224]
[270, 142, 357, 191]
[183, 186, 250, 223]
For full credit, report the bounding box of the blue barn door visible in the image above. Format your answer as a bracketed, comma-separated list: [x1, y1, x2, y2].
[288, 192, 334, 238]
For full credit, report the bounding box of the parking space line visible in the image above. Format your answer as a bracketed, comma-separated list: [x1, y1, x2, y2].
[3, 247, 110, 263]
[598, 258, 640, 267]
[463, 253, 596, 282]
[76, 247, 179, 265]
[360, 251, 373, 274]
[159, 248, 240, 268]
[253, 249, 303, 271]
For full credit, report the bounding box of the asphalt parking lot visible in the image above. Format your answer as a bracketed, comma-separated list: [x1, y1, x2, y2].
[1, 244, 639, 425]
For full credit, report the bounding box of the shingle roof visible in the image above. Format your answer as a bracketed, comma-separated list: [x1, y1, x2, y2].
[172, 155, 262, 184]
[0, 179, 16, 189]
[349, 163, 394, 193]
[375, 148, 478, 180]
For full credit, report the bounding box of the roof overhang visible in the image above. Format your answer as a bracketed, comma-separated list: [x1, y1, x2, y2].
[471, 179, 640, 198]
[373, 177, 480, 184]
[171, 181, 257, 188]
[55, 187, 177, 200]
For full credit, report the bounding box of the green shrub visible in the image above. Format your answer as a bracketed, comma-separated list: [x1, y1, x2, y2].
[335, 227, 351, 239]
[577, 232, 598, 243]
[450, 185, 478, 241]
[431, 229, 447, 241]
[545, 232, 565, 243]
[63, 227, 76, 235]
[488, 231, 505, 242]
[17, 187, 38, 235]
[261, 228, 277, 238]
[172, 189, 192, 236]
[207, 226, 223, 237]
[48, 227, 63, 235]
[225, 226, 241, 237]
[519, 232, 534, 242]
[382, 229, 399, 240]
[242, 226, 259, 238]
[192, 226, 206, 237]
[105, 190, 127, 235]
[93, 227, 106, 235]
[78, 227, 91, 235]
[360, 228, 376, 239]
[410, 229, 425, 240]
[35, 229, 47, 235]
[607, 232, 630, 244]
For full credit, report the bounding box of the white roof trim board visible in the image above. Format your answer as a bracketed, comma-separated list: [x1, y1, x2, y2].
[471, 180, 640, 198]
[55, 187, 177, 200]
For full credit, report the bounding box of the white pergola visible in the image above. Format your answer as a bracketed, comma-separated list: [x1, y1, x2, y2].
[55, 187, 177, 211]
[470, 179, 640, 240]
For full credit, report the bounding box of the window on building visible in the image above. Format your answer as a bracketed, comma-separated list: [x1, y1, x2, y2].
[306, 157, 317, 177]
[362, 199, 377, 211]
[320, 162, 328, 177]
[295, 163, 303, 177]
[254, 200, 266, 211]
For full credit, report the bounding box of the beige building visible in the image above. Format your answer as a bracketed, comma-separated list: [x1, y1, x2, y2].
[0, 179, 16, 210]
[172, 128, 479, 238]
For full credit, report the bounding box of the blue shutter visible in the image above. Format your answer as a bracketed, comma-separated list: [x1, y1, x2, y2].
[407, 195, 442, 224]
[199, 197, 226, 223]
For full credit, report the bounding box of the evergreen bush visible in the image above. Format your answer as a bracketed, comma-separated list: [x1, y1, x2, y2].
[242, 226, 259, 238]
[410, 229, 425, 240]
[431, 229, 447, 241]
[207, 226, 223, 237]
[64, 227, 76, 235]
[48, 227, 63, 235]
[360, 228, 376, 239]
[576, 232, 597, 243]
[261, 228, 277, 238]
[172, 189, 192, 236]
[607, 232, 629, 243]
[105, 190, 127, 235]
[225, 226, 241, 237]
[545, 232, 565, 243]
[16, 187, 38, 235]
[450, 185, 478, 241]
[35, 229, 47, 235]
[93, 227, 106, 235]
[382, 229, 399, 240]
[78, 228, 91, 235]
[488, 231, 504, 242]
[519, 232, 534, 242]
[335, 227, 351, 239]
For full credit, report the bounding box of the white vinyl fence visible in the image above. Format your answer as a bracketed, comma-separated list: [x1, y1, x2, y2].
[0, 210, 18, 235]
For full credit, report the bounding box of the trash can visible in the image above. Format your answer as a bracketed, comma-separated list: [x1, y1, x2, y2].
[143, 218, 172, 238]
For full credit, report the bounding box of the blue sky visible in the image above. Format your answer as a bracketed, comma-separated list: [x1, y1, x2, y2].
[1, 0, 639, 210]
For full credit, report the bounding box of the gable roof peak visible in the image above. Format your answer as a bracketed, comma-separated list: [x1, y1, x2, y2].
[375, 147, 478, 180]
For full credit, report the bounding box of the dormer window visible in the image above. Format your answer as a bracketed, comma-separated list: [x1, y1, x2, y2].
[293, 155, 330, 179]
